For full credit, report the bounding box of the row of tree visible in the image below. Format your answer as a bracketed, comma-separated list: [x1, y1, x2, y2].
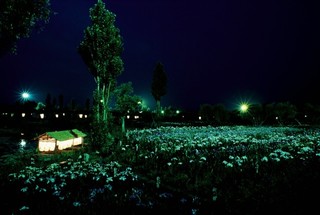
[199, 102, 320, 126]
[1, 0, 168, 137]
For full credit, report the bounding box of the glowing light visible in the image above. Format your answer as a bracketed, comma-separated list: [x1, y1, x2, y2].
[20, 139, 27, 148]
[38, 141, 56, 152]
[176, 110, 180, 114]
[22, 92, 30, 99]
[137, 97, 150, 111]
[17, 88, 35, 102]
[231, 93, 259, 112]
[239, 103, 249, 113]
[40, 113, 45, 119]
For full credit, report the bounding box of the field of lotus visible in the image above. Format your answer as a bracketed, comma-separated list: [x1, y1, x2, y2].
[2, 125, 320, 214]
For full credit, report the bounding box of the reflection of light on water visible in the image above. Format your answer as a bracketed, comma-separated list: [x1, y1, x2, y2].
[19, 139, 27, 149]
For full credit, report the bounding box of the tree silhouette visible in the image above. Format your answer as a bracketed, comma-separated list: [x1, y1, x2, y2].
[58, 94, 64, 110]
[151, 62, 167, 117]
[199, 104, 213, 122]
[45, 93, 52, 111]
[212, 103, 229, 125]
[273, 102, 297, 125]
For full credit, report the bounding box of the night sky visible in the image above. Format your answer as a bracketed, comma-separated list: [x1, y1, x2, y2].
[1, 0, 320, 111]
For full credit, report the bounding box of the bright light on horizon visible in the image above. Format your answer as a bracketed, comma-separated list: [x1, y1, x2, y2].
[17, 88, 35, 102]
[22, 92, 30, 99]
[239, 103, 249, 112]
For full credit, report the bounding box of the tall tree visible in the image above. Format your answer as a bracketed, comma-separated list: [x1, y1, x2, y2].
[52, 97, 57, 110]
[0, 0, 51, 56]
[78, 0, 124, 125]
[151, 62, 167, 116]
[45, 93, 52, 110]
[69, 98, 77, 112]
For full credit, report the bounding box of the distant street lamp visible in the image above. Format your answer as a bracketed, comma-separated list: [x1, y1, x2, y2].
[19, 90, 33, 103]
[21, 92, 30, 100]
[239, 103, 249, 113]
[238, 102, 258, 125]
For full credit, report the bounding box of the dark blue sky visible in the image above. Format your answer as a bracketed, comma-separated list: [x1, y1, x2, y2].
[1, 0, 320, 111]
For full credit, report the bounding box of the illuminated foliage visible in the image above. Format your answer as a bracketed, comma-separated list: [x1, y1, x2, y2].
[0, 0, 51, 56]
[113, 82, 141, 133]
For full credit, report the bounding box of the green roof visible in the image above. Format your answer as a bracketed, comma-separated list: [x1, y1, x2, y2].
[71, 129, 87, 138]
[45, 129, 86, 141]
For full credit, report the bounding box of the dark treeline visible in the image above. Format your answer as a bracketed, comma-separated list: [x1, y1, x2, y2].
[198, 101, 320, 126]
[1, 100, 320, 136]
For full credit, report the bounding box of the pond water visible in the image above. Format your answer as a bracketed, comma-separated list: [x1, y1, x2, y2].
[0, 136, 37, 157]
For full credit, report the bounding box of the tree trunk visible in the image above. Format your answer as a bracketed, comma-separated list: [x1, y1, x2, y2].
[156, 100, 161, 117]
[100, 82, 112, 124]
[96, 77, 101, 123]
[102, 84, 106, 122]
[121, 116, 126, 133]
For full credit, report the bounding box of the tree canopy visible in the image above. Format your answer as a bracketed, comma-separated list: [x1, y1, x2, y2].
[113, 82, 141, 133]
[0, 0, 51, 56]
[114, 82, 141, 115]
